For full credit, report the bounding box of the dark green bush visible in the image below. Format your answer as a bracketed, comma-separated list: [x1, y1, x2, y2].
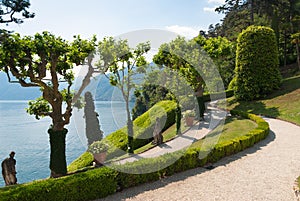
[234, 25, 282, 100]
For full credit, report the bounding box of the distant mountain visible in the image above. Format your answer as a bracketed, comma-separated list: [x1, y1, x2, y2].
[0, 65, 149, 101]
[0, 74, 41, 100]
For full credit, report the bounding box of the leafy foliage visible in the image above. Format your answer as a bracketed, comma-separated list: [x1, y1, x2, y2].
[0, 0, 34, 25]
[26, 97, 51, 120]
[0, 31, 96, 176]
[212, 0, 300, 68]
[234, 26, 282, 100]
[132, 84, 171, 120]
[195, 35, 235, 89]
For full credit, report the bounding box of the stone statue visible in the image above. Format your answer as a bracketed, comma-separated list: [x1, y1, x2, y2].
[1, 151, 17, 186]
[152, 118, 163, 145]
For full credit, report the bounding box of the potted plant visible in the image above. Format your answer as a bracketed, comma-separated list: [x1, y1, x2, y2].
[88, 141, 109, 166]
[183, 110, 196, 126]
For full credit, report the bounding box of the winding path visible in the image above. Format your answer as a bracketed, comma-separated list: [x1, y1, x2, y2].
[114, 107, 227, 165]
[98, 118, 300, 201]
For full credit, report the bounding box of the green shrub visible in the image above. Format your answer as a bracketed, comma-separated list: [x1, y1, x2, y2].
[67, 152, 94, 172]
[0, 167, 118, 201]
[234, 25, 282, 100]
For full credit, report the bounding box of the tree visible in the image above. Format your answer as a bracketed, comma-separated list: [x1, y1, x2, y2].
[233, 26, 282, 100]
[97, 37, 150, 153]
[214, 0, 300, 67]
[291, 32, 300, 70]
[0, 0, 34, 42]
[153, 37, 208, 120]
[0, 32, 96, 177]
[84, 91, 103, 146]
[0, 0, 34, 25]
[195, 35, 235, 89]
[132, 83, 170, 120]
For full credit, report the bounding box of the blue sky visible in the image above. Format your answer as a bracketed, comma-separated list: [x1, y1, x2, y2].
[2, 0, 225, 40]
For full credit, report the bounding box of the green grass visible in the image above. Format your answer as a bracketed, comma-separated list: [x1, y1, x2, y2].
[225, 75, 300, 125]
[190, 117, 257, 150]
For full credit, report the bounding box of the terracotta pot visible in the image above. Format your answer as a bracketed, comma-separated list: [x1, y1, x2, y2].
[185, 116, 195, 126]
[93, 152, 107, 165]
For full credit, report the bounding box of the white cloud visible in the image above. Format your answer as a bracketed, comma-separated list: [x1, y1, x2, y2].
[208, 0, 225, 4]
[165, 25, 200, 39]
[203, 7, 217, 13]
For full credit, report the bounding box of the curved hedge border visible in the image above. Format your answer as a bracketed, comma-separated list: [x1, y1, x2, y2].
[68, 100, 177, 172]
[0, 111, 269, 201]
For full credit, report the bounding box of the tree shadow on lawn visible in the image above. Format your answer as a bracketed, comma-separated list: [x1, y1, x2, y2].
[227, 76, 300, 118]
[270, 75, 300, 98]
[229, 100, 280, 118]
[97, 130, 276, 201]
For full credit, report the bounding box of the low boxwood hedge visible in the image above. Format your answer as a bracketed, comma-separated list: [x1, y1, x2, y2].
[0, 110, 269, 201]
[0, 167, 118, 201]
[203, 89, 234, 102]
[68, 100, 177, 172]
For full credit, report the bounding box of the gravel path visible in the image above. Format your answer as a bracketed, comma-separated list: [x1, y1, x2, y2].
[97, 118, 300, 201]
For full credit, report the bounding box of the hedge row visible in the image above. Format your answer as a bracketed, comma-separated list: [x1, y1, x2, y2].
[0, 167, 118, 201]
[68, 100, 177, 172]
[0, 111, 269, 201]
[203, 89, 234, 102]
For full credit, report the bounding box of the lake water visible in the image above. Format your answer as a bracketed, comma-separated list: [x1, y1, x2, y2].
[0, 100, 132, 187]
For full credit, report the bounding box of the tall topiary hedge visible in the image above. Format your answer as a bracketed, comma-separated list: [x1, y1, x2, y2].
[233, 25, 282, 100]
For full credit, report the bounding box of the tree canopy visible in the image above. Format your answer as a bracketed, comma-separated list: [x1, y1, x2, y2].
[0, 31, 96, 177]
[0, 0, 34, 24]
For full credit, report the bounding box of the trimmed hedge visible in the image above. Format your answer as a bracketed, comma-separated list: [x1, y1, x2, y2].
[234, 25, 282, 100]
[68, 100, 177, 172]
[203, 89, 234, 102]
[0, 111, 269, 201]
[0, 167, 118, 201]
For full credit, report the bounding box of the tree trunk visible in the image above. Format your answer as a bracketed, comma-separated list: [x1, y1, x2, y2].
[47, 97, 68, 178]
[296, 43, 300, 71]
[126, 101, 134, 154]
[176, 104, 181, 135]
[249, 0, 254, 24]
[195, 86, 205, 120]
[284, 31, 287, 68]
[48, 128, 68, 178]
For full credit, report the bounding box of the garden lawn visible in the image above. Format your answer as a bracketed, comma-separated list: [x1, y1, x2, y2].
[226, 75, 300, 125]
[190, 117, 257, 150]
